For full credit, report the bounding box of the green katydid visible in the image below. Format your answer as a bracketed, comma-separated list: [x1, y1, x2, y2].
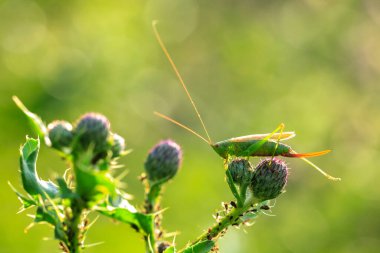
[152, 21, 340, 181]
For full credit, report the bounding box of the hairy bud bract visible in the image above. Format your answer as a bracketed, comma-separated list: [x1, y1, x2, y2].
[111, 133, 125, 158]
[144, 140, 182, 183]
[47, 121, 73, 151]
[250, 158, 288, 201]
[227, 158, 253, 186]
[73, 113, 110, 154]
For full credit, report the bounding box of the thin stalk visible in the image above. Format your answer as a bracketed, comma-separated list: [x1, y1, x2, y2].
[143, 182, 162, 253]
[186, 199, 259, 251]
[66, 155, 86, 253]
[225, 169, 243, 207]
[191, 207, 244, 246]
[144, 236, 154, 253]
[67, 198, 84, 253]
[239, 184, 248, 207]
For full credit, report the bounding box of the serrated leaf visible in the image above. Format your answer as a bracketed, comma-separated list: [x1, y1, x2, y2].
[56, 177, 74, 199]
[99, 206, 154, 236]
[164, 246, 176, 253]
[19, 137, 58, 198]
[13, 96, 51, 146]
[182, 240, 215, 253]
[98, 196, 154, 236]
[35, 206, 57, 226]
[134, 212, 154, 236]
[17, 194, 36, 209]
[9, 182, 37, 209]
[34, 204, 67, 243]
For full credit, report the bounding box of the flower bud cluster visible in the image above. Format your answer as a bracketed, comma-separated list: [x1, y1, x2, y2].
[47, 113, 126, 163]
[227, 157, 288, 202]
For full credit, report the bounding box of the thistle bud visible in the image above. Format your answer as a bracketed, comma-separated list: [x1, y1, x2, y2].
[73, 113, 110, 154]
[144, 140, 182, 184]
[47, 121, 73, 151]
[111, 133, 125, 158]
[227, 158, 253, 187]
[250, 158, 288, 201]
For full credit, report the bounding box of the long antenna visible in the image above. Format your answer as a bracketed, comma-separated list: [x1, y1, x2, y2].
[152, 20, 212, 144]
[154, 112, 210, 144]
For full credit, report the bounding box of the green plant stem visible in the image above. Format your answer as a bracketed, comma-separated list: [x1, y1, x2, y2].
[187, 200, 257, 251]
[144, 183, 162, 253]
[194, 207, 243, 244]
[67, 157, 86, 253]
[225, 168, 243, 207]
[67, 198, 84, 253]
[239, 183, 250, 207]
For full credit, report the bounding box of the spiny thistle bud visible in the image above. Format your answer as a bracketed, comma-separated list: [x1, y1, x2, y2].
[227, 158, 253, 187]
[47, 120, 73, 151]
[73, 113, 110, 154]
[250, 158, 288, 201]
[111, 133, 125, 158]
[144, 140, 182, 184]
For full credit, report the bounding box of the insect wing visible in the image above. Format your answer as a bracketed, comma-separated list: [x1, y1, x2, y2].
[228, 132, 296, 143]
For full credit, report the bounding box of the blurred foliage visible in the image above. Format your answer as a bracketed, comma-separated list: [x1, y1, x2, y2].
[1, 0, 380, 252]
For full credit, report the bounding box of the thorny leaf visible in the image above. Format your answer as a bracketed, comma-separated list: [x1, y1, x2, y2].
[9, 183, 36, 209]
[97, 196, 154, 236]
[34, 203, 67, 243]
[56, 177, 75, 199]
[19, 137, 58, 198]
[13, 96, 51, 146]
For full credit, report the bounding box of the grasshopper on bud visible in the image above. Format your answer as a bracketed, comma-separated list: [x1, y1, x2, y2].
[152, 21, 340, 181]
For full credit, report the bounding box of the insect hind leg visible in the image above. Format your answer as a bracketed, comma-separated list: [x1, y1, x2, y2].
[270, 123, 285, 163]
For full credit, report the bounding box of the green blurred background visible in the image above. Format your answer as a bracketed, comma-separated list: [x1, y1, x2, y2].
[1, 0, 379, 252]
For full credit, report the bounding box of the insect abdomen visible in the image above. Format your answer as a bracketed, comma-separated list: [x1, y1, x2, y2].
[212, 140, 292, 159]
[243, 141, 291, 157]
